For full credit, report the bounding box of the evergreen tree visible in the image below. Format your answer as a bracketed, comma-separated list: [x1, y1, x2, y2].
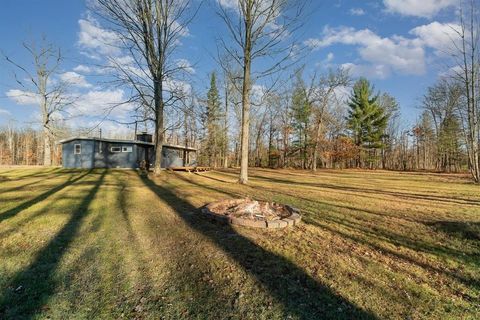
[439, 113, 462, 172]
[291, 71, 311, 168]
[347, 78, 388, 168]
[204, 72, 222, 167]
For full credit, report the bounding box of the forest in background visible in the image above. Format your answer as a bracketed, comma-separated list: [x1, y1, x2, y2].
[0, 0, 478, 182]
[0, 71, 471, 173]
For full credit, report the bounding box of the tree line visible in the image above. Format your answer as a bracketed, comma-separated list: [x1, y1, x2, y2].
[196, 69, 470, 173]
[1, 0, 479, 184]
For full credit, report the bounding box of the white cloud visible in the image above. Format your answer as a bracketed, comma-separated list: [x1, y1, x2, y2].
[73, 64, 92, 73]
[326, 52, 334, 62]
[77, 16, 121, 58]
[438, 65, 463, 78]
[56, 87, 137, 133]
[6, 89, 40, 105]
[175, 59, 195, 74]
[217, 0, 240, 10]
[60, 71, 92, 88]
[316, 52, 335, 68]
[341, 63, 391, 80]
[164, 78, 192, 96]
[305, 21, 464, 80]
[0, 108, 11, 116]
[409, 21, 461, 54]
[172, 20, 190, 39]
[69, 89, 131, 119]
[305, 26, 426, 76]
[217, 0, 286, 41]
[383, 0, 457, 18]
[349, 8, 365, 16]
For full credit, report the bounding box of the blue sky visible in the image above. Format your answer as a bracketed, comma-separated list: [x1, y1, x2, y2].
[0, 0, 460, 135]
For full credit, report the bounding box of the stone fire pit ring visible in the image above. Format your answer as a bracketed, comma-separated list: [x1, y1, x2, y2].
[201, 198, 301, 229]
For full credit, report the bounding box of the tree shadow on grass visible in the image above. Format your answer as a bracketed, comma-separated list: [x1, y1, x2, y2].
[174, 172, 241, 198]
[0, 170, 92, 224]
[139, 173, 377, 319]
[427, 221, 480, 242]
[2, 168, 62, 181]
[180, 172, 478, 269]
[0, 171, 70, 194]
[0, 170, 106, 319]
[240, 172, 480, 206]
[115, 173, 239, 318]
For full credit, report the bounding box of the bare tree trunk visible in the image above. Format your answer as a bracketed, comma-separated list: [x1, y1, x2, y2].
[154, 81, 164, 175]
[282, 126, 289, 168]
[239, 4, 252, 184]
[217, 0, 304, 182]
[303, 124, 308, 169]
[223, 81, 229, 168]
[7, 124, 14, 165]
[41, 88, 52, 166]
[94, 0, 197, 175]
[312, 119, 322, 171]
[43, 128, 52, 166]
[456, 0, 480, 182]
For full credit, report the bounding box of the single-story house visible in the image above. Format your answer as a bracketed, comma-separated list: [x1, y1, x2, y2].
[59, 133, 197, 169]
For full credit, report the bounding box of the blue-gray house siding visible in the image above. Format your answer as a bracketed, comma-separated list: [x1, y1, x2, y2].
[60, 137, 195, 169]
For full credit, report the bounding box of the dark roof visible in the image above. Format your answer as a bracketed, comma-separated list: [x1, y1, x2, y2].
[59, 137, 197, 151]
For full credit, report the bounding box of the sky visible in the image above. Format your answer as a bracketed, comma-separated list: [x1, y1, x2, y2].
[0, 0, 461, 136]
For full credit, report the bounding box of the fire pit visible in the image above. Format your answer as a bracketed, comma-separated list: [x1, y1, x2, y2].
[201, 198, 301, 229]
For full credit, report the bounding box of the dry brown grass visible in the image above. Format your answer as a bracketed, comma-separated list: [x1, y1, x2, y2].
[0, 168, 478, 319]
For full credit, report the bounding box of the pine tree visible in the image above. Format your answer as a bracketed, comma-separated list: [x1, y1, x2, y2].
[291, 71, 311, 169]
[439, 113, 462, 172]
[204, 72, 222, 167]
[347, 78, 388, 168]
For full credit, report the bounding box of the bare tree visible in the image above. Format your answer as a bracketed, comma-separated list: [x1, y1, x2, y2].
[451, 0, 480, 182]
[308, 68, 350, 171]
[4, 38, 71, 166]
[216, 0, 306, 184]
[92, 0, 200, 174]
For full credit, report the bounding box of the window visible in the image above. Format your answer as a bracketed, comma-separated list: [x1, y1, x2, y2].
[74, 144, 81, 155]
[111, 146, 121, 153]
[122, 146, 133, 153]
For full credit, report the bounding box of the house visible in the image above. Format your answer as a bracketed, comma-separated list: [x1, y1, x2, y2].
[59, 133, 197, 169]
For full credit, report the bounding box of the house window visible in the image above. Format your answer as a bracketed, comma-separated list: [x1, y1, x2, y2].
[122, 146, 133, 153]
[111, 146, 121, 153]
[74, 144, 81, 155]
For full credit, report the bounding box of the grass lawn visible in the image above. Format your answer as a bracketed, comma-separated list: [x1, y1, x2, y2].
[0, 167, 479, 319]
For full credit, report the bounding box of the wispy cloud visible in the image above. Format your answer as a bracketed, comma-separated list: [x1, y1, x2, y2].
[60, 72, 92, 88]
[0, 108, 11, 116]
[349, 8, 365, 16]
[383, 0, 457, 18]
[304, 20, 461, 79]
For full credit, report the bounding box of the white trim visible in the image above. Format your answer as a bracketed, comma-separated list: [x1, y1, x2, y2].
[74, 144, 81, 155]
[111, 146, 121, 153]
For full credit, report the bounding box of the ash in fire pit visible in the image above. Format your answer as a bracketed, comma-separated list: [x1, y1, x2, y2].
[201, 198, 301, 229]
